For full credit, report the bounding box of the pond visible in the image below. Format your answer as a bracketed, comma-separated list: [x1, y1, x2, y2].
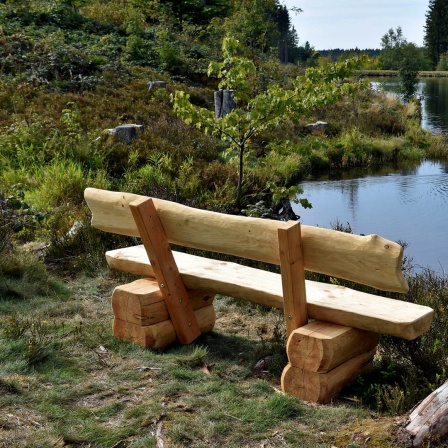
[293, 78, 448, 274]
[294, 160, 448, 273]
[371, 77, 448, 134]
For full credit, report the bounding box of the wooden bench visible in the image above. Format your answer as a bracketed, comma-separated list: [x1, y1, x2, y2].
[84, 187, 434, 403]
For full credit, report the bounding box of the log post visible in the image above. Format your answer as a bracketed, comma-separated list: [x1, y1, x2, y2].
[112, 278, 215, 326]
[129, 198, 201, 344]
[281, 347, 376, 403]
[286, 321, 379, 372]
[113, 305, 216, 349]
[282, 320, 379, 403]
[278, 221, 308, 336]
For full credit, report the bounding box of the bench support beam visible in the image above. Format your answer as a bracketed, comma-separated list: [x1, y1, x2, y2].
[113, 306, 215, 349]
[282, 320, 379, 402]
[278, 222, 308, 336]
[286, 321, 380, 372]
[129, 198, 201, 345]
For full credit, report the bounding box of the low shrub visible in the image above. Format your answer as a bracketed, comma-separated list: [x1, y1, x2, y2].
[24, 159, 109, 211]
[0, 311, 82, 367]
[306, 225, 448, 413]
[25, 159, 87, 209]
[0, 247, 62, 300]
[344, 268, 448, 413]
[382, 269, 448, 383]
[427, 134, 448, 159]
[0, 194, 14, 254]
[257, 148, 308, 186]
[0, 185, 45, 243]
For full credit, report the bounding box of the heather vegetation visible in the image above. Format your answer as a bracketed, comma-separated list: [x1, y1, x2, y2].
[1, 1, 448, 446]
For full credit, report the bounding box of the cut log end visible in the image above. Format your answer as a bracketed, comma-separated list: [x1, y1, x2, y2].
[281, 347, 376, 403]
[113, 305, 216, 349]
[286, 320, 379, 372]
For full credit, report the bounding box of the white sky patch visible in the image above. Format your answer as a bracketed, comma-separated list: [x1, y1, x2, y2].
[282, 0, 429, 50]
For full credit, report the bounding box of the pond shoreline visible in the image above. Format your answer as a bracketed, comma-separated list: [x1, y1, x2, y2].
[358, 69, 448, 78]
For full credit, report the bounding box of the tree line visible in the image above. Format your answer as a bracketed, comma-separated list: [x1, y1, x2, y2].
[15, 0, 448, 72]
[378, 0, 448, 72]
[425, 0, 448, 69]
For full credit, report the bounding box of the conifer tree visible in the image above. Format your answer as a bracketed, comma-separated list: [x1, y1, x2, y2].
[424, 0, 448, 68]
[275, 3, 292, 63]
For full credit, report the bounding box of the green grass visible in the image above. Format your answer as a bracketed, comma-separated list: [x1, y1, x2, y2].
[0, 274, 394, 447]
[1, 251, 447, 447]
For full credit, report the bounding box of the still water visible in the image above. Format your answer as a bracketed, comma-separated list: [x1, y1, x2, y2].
[294, 79, 448, 273]
[372, 77, 448, 134]
[295, 161, 448, 273]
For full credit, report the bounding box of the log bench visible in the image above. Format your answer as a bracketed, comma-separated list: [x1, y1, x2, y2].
[84, 188, 434, 403]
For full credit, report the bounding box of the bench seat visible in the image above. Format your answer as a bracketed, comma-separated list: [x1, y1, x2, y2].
[106, 245, 433, 340]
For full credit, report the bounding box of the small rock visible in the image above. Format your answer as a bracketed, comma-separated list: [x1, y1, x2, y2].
[107, 124, 144, 144]
[306, 121, 328, 133]
[253, 356, 273, 372]
[147, 80, 167, 91]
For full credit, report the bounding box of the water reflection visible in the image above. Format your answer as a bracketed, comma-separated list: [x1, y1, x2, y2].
[370, 77, 448, 134]
[422, 78, 448, 133]
[295, 160, 448, 273]
[296, 81, 448, 272]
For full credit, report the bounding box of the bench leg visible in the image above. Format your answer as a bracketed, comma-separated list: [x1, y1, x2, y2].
[278, 222, 308, 336]
[113, 306, 216, 349]
[130, 197, 201, 344]
[111, 278, 216, 349]
[281, 321, 379, 403]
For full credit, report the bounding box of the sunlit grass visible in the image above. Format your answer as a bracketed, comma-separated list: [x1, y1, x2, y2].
[0, 277, 381, 447]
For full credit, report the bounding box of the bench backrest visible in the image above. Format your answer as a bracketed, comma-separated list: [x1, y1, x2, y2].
[84, 188, 408, 293]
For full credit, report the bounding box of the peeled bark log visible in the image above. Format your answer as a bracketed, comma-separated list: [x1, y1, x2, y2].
[112, 278, 214, 326]
[105, 245, 432, 340]
[113, 305, 216, 349]
[404, 381, 448, 447]
[281, 347, 376, 403]
[85, 188, 411, 293]
[278, 222, 308, 336]
[129, 197, 201, 345]
[286, 320, 379, 372]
